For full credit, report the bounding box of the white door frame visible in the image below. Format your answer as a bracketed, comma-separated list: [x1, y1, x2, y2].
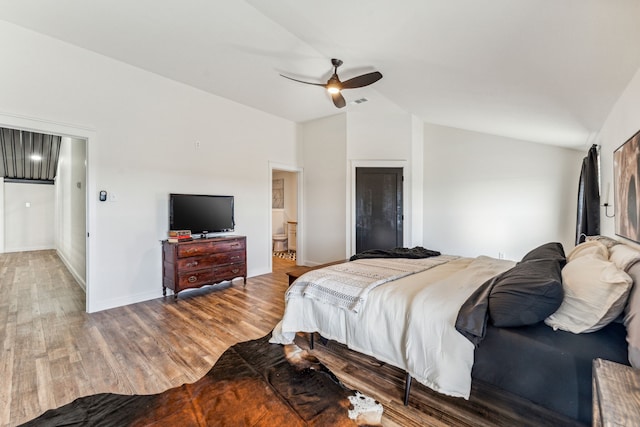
[0, 112, 96, 312]
[269, 162, 303, 269]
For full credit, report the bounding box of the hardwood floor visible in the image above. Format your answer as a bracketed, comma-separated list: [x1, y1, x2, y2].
[1, 251, 583, 426]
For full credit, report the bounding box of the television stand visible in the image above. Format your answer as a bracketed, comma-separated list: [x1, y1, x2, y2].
[162, 235, 247, 299]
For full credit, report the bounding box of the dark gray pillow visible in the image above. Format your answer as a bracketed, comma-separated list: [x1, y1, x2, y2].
[456, 244, 567, 345]
[520, 242, 566, 266]
[455, 276, 494, 346]
[489, 258, 564, 327]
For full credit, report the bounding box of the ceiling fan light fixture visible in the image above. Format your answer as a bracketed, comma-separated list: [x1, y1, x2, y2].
[280, 59, 382, 108]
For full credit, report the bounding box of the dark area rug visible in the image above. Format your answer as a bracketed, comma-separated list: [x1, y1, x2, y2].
[21, 334, 381, 426]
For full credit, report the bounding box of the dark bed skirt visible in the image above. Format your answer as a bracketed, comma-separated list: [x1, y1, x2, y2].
[472, 321, 628, 425]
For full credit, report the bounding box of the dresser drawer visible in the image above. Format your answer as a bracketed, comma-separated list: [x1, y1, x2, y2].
[177, 238, 246, 258]
[177, 270, 216, 288]
[178, 263, 246, 288]
[177, 251, 246, 271]
[215, 263, 246, 280]
[219, 250, 245, 265]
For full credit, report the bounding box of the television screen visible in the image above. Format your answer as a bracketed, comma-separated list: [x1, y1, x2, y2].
[169, 194, 235, 236]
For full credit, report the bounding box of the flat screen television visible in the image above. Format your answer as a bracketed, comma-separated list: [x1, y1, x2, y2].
[169, 193, 235, 237]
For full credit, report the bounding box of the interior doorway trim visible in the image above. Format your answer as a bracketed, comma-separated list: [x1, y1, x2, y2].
[0, 112, 96, 313]
[269, 162, 303, 269]
[348, 160, 409, 257]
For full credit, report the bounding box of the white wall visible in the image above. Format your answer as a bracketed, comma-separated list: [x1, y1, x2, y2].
[598, 65, 640, 245]
[0, 20, 297, 312]
[300, 114, 347, 264]
[56, 137, 87, 288]
[4, 182, 55, 252]
[410, 115, 425, 245]
[346, 111, 413, 160]
[423, 123, 583, 260]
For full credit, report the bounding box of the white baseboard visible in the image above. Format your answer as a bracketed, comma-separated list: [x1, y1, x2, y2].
[88, 290, 161, 313]
[3, 244, 54, 253]
[55, 249, 86, 291]
[88, 274, 261, 313]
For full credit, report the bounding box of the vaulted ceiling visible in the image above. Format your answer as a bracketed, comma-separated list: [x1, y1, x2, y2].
[1, 0, 639, 149]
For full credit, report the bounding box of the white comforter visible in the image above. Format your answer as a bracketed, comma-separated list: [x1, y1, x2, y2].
[271, 255, 515, 398]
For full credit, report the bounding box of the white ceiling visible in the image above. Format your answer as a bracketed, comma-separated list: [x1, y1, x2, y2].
[2, 0, 640, 148]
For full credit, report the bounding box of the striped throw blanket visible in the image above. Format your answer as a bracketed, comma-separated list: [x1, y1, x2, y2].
[286, 256, 458, 313]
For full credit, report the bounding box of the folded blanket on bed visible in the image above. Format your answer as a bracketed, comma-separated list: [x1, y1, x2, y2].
[349, 246, 441, 261]
[287, 256, 457, 313]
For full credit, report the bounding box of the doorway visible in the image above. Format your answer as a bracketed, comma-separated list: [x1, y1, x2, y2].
[355, 167, 403, 253]
[271, 167, 302, 272]
[0, 113, 92, 311]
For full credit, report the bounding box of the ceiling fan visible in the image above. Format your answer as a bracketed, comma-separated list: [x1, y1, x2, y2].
[280, 58, 383, 108]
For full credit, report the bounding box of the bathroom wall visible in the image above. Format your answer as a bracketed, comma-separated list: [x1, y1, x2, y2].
[272, 170, 297, 234]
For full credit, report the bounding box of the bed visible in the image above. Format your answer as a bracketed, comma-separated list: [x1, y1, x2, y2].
[271, 238, 640, 425]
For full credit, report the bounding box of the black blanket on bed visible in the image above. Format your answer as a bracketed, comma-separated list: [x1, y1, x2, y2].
[349, 246, 440, 261]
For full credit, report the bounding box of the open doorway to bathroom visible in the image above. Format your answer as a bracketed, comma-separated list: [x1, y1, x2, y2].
[271, 168, 299, 272]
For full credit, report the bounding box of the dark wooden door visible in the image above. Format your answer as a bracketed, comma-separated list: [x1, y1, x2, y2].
[355, 167, 403, 253]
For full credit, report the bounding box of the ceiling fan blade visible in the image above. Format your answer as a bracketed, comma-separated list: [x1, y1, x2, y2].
[341, 71, 383, 89]
[280, 74, 326, 87]
[281, 60, 381, 108]
[331, 92, 346, 108]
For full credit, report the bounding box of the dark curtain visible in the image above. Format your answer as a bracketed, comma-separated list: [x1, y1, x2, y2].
[575, 144, 600, 244]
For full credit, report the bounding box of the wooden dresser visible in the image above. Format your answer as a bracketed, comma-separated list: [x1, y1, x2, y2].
[162, 236, 246, 299]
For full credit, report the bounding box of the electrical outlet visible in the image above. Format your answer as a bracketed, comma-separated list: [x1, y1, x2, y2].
[498, 252, 505, 259]
[195, 140, 201, 149]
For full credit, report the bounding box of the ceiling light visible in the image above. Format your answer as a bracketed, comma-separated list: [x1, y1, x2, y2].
[327, 86, 341, 94]
[31, 154, 42, 161]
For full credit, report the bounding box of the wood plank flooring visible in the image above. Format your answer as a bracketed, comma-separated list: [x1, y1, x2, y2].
[1, 251, 584, 426]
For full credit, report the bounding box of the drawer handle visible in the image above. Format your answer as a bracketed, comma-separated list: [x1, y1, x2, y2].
[186, 261, 198, 267]
[188, 276, 197, 283]
[232, 268, 240, 274]
[231, 243, 240, 248]
[230, 256, 240, 260]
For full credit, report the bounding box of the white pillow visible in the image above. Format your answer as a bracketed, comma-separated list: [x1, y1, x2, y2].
[545, 252, 632, 334]
[585, 235, 621, 249]
[566, 240, 608, 263]
[609, 243, 640, 271]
